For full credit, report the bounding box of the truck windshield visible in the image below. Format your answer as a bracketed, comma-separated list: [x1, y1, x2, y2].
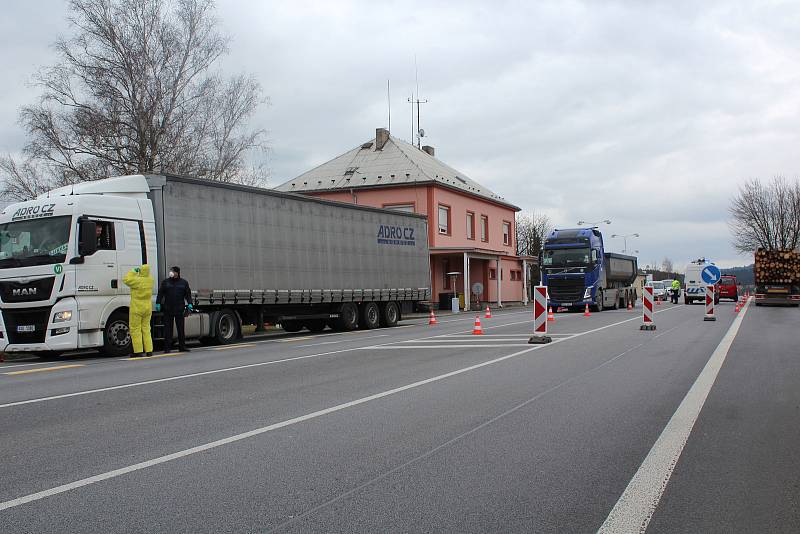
[0, 216, 71, 269]
[542, 247, 591, 266]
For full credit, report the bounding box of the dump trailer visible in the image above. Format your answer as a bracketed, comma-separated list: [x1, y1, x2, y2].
[541, 227, 638, 312]
[0, 174, 431, 357]
[754, 248, 800, 307]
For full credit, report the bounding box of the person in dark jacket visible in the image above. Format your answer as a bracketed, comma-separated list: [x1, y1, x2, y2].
[156, 266, 193, 352]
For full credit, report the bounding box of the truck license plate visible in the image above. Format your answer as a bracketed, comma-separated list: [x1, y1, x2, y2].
[17, 325, 35, 333]
[562, 302, 572, 307]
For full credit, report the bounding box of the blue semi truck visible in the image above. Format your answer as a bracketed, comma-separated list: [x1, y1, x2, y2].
[541, 227, 638, 312]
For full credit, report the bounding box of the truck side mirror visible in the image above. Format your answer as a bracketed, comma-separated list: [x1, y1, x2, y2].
[78, 219, 98, 257]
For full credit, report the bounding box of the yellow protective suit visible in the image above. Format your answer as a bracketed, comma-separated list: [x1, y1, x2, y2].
[123, 264, 154, 354]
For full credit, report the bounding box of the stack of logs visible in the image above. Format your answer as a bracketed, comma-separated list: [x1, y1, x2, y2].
[754, 248, 800, 284]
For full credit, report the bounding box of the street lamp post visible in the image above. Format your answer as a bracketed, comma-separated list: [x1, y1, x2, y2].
[611, 233, 640, 253]
[577, 219, 611, 227]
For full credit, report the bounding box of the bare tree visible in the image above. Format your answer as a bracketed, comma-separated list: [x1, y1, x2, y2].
[516, 211, 553, 257]
[2, 0, 267, 200]
[729, 176, 800, 253]
[661, 257, 674, 273]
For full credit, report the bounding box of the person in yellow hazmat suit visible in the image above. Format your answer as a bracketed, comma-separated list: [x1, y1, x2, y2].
[123, 264, 154, 358]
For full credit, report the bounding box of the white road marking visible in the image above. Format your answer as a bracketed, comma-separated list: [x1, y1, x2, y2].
[0, 312, 649, 512]
[404, 339, 555, 344]
[0, 361, 57, 369]
[0, 316, 548, 409]
[598, 301, 749, 533]
[0, 307, 681, 410]
[367, 344, 534, 349]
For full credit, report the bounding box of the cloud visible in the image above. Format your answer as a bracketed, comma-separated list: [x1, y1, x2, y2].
[3, 0, 800, 269]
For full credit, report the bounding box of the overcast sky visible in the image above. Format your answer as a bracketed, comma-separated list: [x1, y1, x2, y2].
[3, 1, 800, 269]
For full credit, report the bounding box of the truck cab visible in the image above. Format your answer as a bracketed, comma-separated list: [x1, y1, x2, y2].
[541, 228, 637, 312]
[0, 176, 156, 356]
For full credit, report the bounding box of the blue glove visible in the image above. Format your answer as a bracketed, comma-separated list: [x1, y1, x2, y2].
[154, 303, 161, 312]
[187, 304, 194, 311]
[133, 267, 140, 273]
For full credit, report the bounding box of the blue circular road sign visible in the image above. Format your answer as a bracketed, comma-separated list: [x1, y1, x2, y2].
[701, 265, 721, 284]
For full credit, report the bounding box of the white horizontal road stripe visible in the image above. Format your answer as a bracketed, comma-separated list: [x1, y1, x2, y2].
[0, 315, 544, 410]
[0, 312, 653, 511]
[399, 338, 551, 343]
[368, 344, 533, 349]
[0, 361, 57, 369]
[598, 300, 749, 533]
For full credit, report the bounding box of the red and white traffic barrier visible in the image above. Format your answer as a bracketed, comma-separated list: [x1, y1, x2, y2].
[640, 286, 656, 330]
[704, 284, 716, 321]
[528, 285, 552, 344]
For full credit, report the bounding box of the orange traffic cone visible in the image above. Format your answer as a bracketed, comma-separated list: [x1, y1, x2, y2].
[627, 300, 633, 311]
[547, 307, 555, 322]
[584, 303, 591, 317]
[428, 310, 438, 325]
[735, 302, 740, 313]
[484, 306, 492, 319]
[472, 316, 484, 335]
[656, 296, 662, 305]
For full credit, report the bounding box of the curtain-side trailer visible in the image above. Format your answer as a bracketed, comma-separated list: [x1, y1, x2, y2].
[0, 174, 431, 357]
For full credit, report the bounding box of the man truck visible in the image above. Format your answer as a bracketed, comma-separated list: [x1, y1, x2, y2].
[541, 227, 638, 312]
[0, 174, 431, 357]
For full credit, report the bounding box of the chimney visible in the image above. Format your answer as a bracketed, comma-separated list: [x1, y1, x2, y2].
[422, 145, 435, 157]
[376, 128, 390, 150]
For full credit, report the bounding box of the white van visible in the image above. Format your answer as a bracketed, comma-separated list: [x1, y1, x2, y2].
[684, 259, 720, 305]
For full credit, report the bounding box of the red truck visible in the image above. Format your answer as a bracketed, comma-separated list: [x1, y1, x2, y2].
[717, 275, 739, 301]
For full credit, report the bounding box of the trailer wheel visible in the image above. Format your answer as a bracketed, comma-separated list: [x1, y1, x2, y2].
[305, 319, 327, 333]
[379, 302, 400, 327]
[280, 320, 304, 333]
[100, 311, 132, 357]
[333, 303, 359, 331]
[359, 302, 380, 329]
[213, 310, 239, 344]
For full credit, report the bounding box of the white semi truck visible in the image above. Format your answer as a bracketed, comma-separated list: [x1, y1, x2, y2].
[0, 174, 431, 357]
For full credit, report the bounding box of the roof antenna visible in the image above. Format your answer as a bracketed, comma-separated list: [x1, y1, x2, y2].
[387, 79, 391, 133]
[408, 54, 428, 149]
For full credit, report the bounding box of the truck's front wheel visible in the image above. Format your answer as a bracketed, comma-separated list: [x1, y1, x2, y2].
[101, 311, 132, 357]
[593, 290, 604, 312]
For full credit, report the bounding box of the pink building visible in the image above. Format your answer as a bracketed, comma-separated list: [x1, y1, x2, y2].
[276, 128, 534, 310]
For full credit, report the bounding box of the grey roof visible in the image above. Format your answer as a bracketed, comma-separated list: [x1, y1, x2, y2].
[275, 134, 518, 209]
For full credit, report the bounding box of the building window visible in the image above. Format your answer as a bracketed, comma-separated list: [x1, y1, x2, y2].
[384, 203, 415, 213]
[480, 215, 489, 242]
[503, 221, 512, 247]
[466, 211, 475, 240]
[438, 204, 451, 235]
[443, 259, 451, 289]
[510, 270, 522, 281]
[489, 268, 496, 280]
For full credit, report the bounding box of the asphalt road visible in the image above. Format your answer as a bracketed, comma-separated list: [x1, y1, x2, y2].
[0, 300, 797, 533]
